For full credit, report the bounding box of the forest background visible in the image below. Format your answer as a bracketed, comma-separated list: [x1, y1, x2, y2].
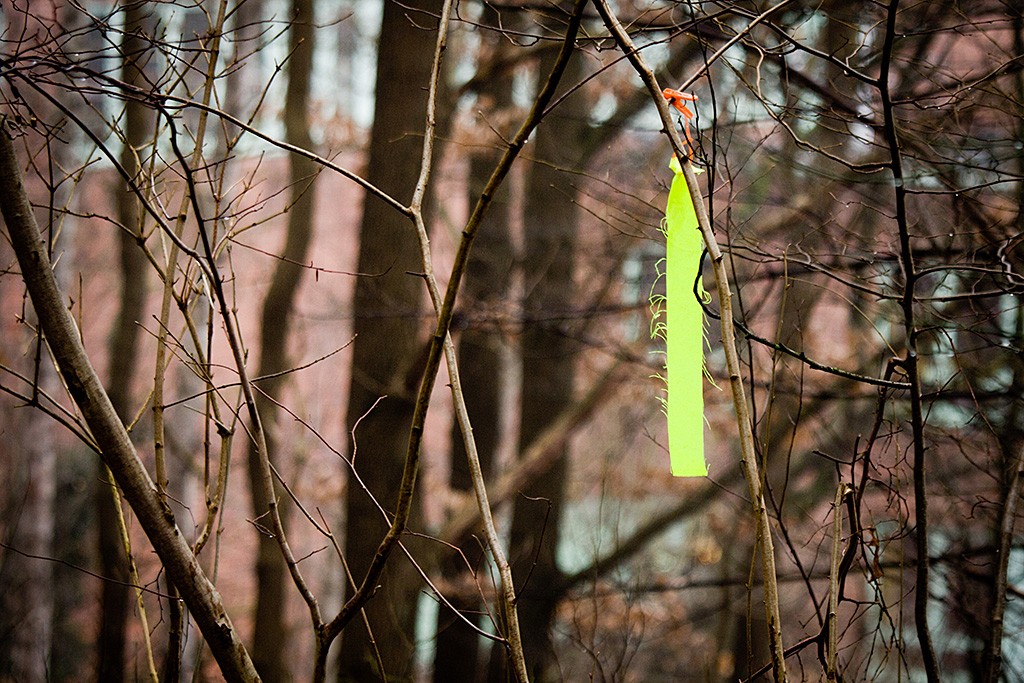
[1, 1, 1022, 681]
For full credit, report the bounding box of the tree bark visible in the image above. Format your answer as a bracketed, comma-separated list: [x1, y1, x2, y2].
[337, 1, 441, 680]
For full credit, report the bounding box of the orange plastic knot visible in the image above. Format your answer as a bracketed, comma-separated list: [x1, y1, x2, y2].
[662, 88, 698, 156]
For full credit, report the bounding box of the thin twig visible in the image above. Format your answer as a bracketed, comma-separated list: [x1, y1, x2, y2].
[21, 56, 411, 218]
[161, 108, 322, 628]
[406, 0, 530, 678]
[825, 484, 850, 682]
[876, 1, 939, 679]
[104, 466, 160, 683]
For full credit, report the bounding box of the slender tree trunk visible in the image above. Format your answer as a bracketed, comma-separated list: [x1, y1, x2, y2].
[96, 4, 150, 679]
[246, 0, 317, 680]
[337, 1, 441, 680]
[220, 0, 263, 150]
[489, 42, 585, 683]
[0, 11, 58, 678]
[433, 11, 515, 678]
[983, 22, 1024, 676]
[0, 365, 56, 683]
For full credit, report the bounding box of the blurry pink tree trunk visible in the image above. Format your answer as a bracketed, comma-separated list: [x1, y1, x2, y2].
[337, 1, 442, 680]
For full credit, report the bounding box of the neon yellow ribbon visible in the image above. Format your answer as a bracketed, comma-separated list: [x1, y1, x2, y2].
[659, 156, 708, 476]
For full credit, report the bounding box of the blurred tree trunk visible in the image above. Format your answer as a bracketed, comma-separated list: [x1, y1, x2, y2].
[337, 1, 441, 680]
[0, 364, 57, 683]
[980, 18, 1024, 679]
[221, 0, 263, 148]
[96, 3, 150, 679]
[489, 45, 585, 683]
[246, 0, 316, 679]
[48, 450, 93, 681]
[432, 8, 515, 680]
[0, 13, 55, 683]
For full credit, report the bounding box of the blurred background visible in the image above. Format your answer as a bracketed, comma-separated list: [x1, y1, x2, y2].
[1, 1, 1022, 681]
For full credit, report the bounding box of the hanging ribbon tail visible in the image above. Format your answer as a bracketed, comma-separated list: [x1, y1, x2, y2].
[662, 156, 708, 477]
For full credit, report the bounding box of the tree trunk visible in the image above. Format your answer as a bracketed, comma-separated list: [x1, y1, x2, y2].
[247, 0, 316, 679]
[433, 9, 515, 678]
[0, 367, 56, 682]
[96, 3, 150, 679]
[337, 1, 441, 680]
[489, 43, 585, 683]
